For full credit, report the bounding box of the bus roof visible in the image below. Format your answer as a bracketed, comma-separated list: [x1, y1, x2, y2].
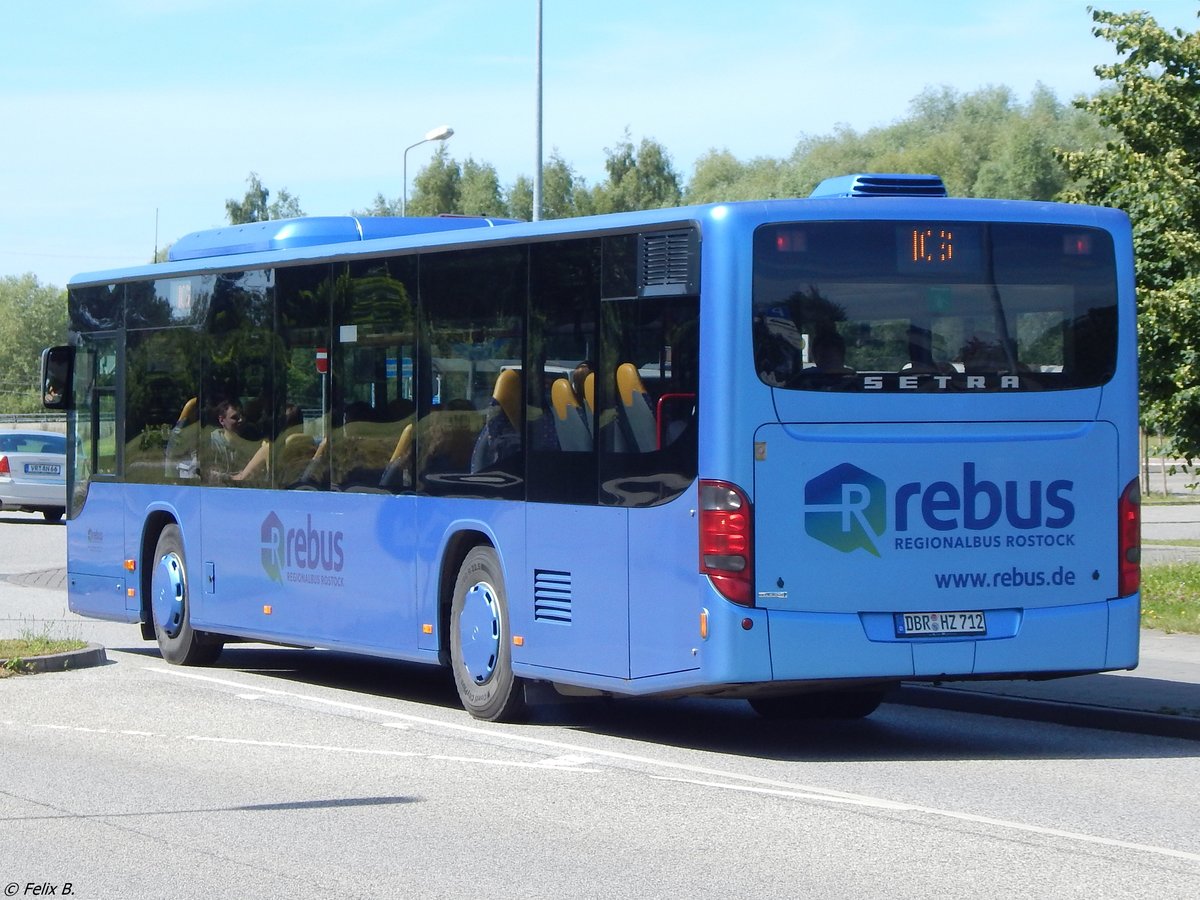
[168, 215, 518, 262]
[67, 174, 1130, 287]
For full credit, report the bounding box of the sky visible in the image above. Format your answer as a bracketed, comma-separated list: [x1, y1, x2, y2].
[2, 0, 1198, 288]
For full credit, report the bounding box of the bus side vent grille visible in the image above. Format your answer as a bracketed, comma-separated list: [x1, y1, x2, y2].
[534, 569, 573, 624]
[638, 229, 699, 297]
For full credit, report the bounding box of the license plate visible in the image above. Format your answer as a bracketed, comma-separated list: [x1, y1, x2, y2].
[24, 463, 61, 475]
[895, 610, 986, 637]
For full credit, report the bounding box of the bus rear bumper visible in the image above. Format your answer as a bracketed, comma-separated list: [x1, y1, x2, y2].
[762, 595, 1141, 682]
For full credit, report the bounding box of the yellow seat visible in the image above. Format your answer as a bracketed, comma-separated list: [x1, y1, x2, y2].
[390, 422, 414, 463]
[493, 369, 521, 431]
[550, 377, 591, 451]
[616, 363, 657, 452]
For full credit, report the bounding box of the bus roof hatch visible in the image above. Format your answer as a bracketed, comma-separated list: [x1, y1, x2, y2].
[809, 173, 948, 199]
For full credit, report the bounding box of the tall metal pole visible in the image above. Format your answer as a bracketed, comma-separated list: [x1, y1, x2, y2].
[533, 0, 543, 222]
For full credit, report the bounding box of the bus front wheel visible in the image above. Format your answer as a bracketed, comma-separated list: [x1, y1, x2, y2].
[150, 524, 223, 666]
[449, 546, 526, 722]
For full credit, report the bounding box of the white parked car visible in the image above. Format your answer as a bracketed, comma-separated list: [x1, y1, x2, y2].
[0, 430, 66, 521]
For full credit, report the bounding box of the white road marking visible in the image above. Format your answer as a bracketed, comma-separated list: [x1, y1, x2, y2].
[429, 754, 601, 772]
[3, 720, 595, 771]
[187, 735, 421, 758]
[539, 753, 596, 768]
[146, 665, 1200, 865]
[649, 776, 1200, 864]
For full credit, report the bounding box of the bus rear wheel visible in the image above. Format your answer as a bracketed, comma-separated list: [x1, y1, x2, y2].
[449, 546, 526, 722]
[749, 689, 885, 720]
[150, 524, 223, 666]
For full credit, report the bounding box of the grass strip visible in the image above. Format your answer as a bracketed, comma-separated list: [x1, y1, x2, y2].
[0, 635, 88, 677]
[1142, 562, 1200, 634]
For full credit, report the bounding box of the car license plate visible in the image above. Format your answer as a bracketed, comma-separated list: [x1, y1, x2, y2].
[24, 463, 61, 475]
[895, 610, 986, 637]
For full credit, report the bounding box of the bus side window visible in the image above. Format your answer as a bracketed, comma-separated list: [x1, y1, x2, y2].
[599, 297, 699, 507]
[526, 237, 601, 505]
[420, 245, 525, 498]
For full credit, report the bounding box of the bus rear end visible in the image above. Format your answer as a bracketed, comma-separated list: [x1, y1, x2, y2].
[736, 186, 1137, 704]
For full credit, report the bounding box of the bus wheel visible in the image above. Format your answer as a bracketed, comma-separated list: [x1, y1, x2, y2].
[449, 546, 526, 722]
[749, 689, 885, 720]
[150, 524, 222, 666]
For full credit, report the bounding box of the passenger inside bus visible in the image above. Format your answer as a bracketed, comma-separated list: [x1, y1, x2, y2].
[206, 399, 268, 484]
[809, 330, 855, 374]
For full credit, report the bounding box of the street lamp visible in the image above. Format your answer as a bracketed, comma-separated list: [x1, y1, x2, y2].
[402, 125, 454, 215]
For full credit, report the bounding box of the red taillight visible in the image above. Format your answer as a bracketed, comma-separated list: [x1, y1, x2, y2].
[699, 480, 753, 606]
[1118, 478, 1140, 597]
[0, 455, 9, 476]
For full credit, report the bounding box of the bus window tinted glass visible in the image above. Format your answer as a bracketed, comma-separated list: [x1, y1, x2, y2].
[125, 328, 202, 484]
[598, 294, 699, 507]
[752, 222, 1118, 392]
[199, 270, 274, 487]
[333, 257, 418, 493]
[126, 276, 210, 328]
[420, 246, 525, 498]
[274, 264, 335, 490]
[528, 238, 600, 505]
[69, 283, 123, 332]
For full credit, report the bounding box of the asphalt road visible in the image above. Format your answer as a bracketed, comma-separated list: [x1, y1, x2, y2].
[1, 514, 1198, 898]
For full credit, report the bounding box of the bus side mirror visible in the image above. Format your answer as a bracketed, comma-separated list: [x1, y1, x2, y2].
[41, 346, 74, 411]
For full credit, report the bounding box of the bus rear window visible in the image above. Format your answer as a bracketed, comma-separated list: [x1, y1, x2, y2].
[752, 221, 1118, 392]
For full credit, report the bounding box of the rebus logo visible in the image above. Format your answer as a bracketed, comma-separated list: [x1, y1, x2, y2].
[261, 512, 286, 583]
[894, 463, 1074, 532]
[804, 462, 1077, 557]
[260, 511, 346, 583]
[804, 463, 887, 557]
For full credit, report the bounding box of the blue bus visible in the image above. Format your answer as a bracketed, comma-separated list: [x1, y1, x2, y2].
[43, 173, 1140, 721]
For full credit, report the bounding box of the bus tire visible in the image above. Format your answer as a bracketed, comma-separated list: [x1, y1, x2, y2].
[749, 689, 884, 720]
[449, 546, 526, 722]
[150, 524, 223, 666]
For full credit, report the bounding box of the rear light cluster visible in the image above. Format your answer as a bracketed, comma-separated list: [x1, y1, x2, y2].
[1118, 477, 1140, 598]
[699, 480, 753, 606]
[0, 455, 9, 475]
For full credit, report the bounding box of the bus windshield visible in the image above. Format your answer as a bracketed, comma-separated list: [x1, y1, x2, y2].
[752, 221, 1118, 392]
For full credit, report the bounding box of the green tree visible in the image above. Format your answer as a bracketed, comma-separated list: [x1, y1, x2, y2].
[975, 85, 1105, 200]
[353, 193, 401, 216]
[590, 131, 682, 213]
[505, 175, 534, 222]
[779, 85, 1093, 202]
[541, 151, 593, 219]
[0, 274, 67, 413]
[225, 172, 305, 224]
[458, 158, 506, 216]
[686, 150, 789, 203]
[1058, 8, 1200, 458]
[407, 146, 461, 216]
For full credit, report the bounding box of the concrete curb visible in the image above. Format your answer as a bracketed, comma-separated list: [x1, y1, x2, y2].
[0, 642, 108, 675]
[891, 684, 1200, 742]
